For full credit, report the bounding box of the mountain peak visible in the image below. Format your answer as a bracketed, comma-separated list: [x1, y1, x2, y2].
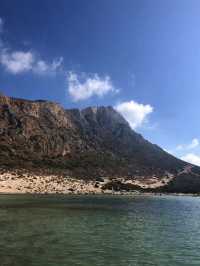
[1, 94, 200, 193]
[80, 105, 129, 128]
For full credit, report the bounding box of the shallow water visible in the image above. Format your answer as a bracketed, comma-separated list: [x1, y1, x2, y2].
[0, 194, 200, 266]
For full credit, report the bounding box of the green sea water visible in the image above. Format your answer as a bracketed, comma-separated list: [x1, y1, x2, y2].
[0, 194, 200, 266]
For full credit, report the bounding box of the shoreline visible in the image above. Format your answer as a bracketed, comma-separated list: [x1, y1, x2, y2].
[0, 191, 199, 197]
[0, 169, 199, 197]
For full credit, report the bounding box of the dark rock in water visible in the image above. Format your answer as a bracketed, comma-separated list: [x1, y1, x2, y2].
[0, 94, 200, 192]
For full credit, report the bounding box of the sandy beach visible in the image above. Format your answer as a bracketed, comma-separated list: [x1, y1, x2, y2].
[0, 168, 175, 195]
[0, 170, 107, 194]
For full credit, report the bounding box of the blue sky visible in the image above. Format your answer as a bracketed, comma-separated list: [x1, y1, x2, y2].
[0, 0, 200, 165]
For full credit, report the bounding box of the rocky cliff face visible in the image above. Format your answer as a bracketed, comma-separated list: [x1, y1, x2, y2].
[1, 95, 200, 192]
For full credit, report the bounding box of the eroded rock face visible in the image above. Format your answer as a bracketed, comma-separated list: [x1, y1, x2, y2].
[1, 94, 200, 193]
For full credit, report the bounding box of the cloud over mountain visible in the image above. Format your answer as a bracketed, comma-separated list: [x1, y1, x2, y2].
[115, 100, 153, 129]
[181, 153, 200, 166]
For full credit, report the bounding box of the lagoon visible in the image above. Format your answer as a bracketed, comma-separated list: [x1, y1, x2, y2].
[0, 194, 200, 266]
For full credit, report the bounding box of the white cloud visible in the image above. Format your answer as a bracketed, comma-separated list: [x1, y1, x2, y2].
[176, 145, 184, 151]
[187, 138, 199, 149]
[34, 60, 48, 73]
[51, 57, 63, 71]
[181, 153, 200, 166]
[33, 57, 63, 75]
[67, 71, 118, 102]
[1, 50, 34, 74]
[115, 100, 153, 129]
[0, 49, 63, 75]
[176, 138, 199, 151]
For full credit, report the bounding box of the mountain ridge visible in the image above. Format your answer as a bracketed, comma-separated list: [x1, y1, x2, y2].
[0, 94, 200, 193]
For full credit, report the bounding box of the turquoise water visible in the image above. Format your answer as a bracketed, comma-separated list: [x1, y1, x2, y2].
[0, 194, 200, 266]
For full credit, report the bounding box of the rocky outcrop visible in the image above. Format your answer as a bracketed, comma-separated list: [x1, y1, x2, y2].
[0, 94, 200, 193]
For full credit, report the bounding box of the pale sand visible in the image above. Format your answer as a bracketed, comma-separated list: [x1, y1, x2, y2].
[0, 169, 173, 194]
[0, 171, 104, 194]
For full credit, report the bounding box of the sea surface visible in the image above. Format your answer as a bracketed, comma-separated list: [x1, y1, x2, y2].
[0, 194, 200, 266]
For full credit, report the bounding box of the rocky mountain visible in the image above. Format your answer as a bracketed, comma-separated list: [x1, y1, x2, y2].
[0, 94, 200, 193]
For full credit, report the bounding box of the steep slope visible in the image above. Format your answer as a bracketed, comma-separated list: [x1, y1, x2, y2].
[0, 94, 200, 193]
